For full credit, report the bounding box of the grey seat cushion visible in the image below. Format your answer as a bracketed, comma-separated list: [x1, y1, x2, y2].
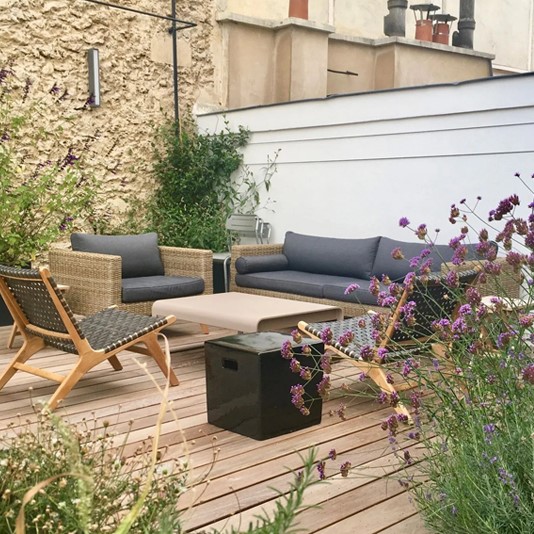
[282, 231, 381, 279]
[235, 254, 289, 274]
[122, 275, 204, 303]
[322, 278, 385, 307]
[235, 271, 327, 298]
[71, 232, 164, 279]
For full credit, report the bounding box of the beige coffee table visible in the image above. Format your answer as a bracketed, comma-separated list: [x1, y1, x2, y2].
[152, 292, 343, 333]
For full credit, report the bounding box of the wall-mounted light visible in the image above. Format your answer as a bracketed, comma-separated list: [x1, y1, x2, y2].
[87, 48, 101, 107]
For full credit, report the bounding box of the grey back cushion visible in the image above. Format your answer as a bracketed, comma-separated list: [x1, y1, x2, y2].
[282, 231, 381, 279]
[371, 237, 480, 281]
[71, 232, 165, 279]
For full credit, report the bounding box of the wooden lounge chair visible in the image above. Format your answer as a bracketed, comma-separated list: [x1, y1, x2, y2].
[0, 265, 179, 410]
[298, 269, 479, 418]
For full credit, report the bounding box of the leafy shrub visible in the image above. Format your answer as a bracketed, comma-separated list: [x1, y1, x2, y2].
[0, 65, 99, 266]
[149, 118, 275, 252]
[0, 411, 187, 533]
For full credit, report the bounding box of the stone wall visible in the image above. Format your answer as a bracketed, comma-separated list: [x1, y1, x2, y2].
[0, 0, 216, 229]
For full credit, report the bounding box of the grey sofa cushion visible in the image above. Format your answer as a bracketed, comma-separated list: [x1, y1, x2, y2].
[282, 231, 381, 279]
[71, 232, 164, 279]
[371, 237, 485, 281]
[122, 275, 204, 303]
[371, 237, 456, 281]
[235, 254, 289, 275]
[322, 278, 385, 307]
[235, 271, 327, 298]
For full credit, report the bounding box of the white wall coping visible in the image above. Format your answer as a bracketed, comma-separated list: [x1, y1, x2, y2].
[329, 34, 495, 60]
[216, 12, 335, 34]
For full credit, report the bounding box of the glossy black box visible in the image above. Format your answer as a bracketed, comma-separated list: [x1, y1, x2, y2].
[205, 332, 324, 440]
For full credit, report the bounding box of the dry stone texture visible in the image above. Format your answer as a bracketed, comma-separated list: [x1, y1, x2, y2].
[1, 0, 217, 230]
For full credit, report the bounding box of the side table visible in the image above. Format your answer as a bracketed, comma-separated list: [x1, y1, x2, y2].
[212, 252, 230, 293]
[205, 332, 324, 440]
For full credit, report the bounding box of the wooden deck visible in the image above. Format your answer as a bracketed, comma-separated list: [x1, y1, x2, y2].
[0, 322, 428, 534]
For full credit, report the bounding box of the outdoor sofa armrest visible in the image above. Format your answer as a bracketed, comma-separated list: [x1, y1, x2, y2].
[441, 257, 522, 299]
[230, 243, 284, 291]
[159, 246, 213, 295]
[48, 248, 122, 316]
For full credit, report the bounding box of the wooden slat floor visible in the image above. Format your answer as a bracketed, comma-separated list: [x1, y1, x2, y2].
[0, 322, 429, 534]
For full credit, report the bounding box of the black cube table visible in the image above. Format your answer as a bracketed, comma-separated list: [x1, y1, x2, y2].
[205, 332, 324, 440]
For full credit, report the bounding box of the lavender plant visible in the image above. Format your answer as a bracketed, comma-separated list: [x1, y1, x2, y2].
[283, 173, 534, 533]
[0, 65, 98, 266]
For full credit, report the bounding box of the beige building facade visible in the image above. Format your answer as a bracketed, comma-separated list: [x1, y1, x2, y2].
[1, 0, 532, 225]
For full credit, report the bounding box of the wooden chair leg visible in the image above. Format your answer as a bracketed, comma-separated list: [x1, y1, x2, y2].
[6, 324, 18, 349]
[107, 355, 123, 371]
[47, 360, 89, 411]
[0, 337, 45, 391]
[142, 334, 179, 386]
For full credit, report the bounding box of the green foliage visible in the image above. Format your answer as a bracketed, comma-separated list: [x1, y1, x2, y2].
[149, 118, 275, 252]
[0, 66, 99, 266]
[0, 411, 186, 533]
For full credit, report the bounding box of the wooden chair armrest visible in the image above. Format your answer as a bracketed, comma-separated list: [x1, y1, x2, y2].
[159, 246, 213, 294]
[48, 248, 122, 315]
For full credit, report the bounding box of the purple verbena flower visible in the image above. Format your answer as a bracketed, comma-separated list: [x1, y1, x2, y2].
[521, 364, 534, 384]
[399, 217, 410, 228]
[281, 340, 292, 359]
[458, 304, 472, 316]
[344, 283, 360, 295]
[391, 247, 404, 260]
[289, 358, 301, 373]
[317, 460, 326, 480]
[320, 354, 332, 374]
[416, 224, 427, 240]
[317, 376, 331, 398]
[291, 329, 302, 343]
[340, 461, 351, 477]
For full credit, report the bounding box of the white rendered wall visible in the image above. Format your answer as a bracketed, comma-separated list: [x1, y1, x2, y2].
[197, 73, 534, 247]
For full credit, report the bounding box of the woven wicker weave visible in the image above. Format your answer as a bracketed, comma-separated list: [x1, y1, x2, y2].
[441, 257, 522, 299]
[49, 245, 213, 316]
[0, 264, 179, 410]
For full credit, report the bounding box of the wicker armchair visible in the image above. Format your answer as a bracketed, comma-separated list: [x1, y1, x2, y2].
[49, 244, 213, 316]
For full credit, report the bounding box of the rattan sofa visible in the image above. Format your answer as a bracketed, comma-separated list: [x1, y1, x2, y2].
[230, 232, 521, 317]
[49, 233, 213, 316]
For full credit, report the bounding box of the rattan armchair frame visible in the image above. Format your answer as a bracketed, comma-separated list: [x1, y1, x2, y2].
[0, 265, 179, 410]
[49, 245, 214, 316]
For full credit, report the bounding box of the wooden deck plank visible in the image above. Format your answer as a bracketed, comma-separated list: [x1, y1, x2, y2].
[0, 324, 429, 534]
